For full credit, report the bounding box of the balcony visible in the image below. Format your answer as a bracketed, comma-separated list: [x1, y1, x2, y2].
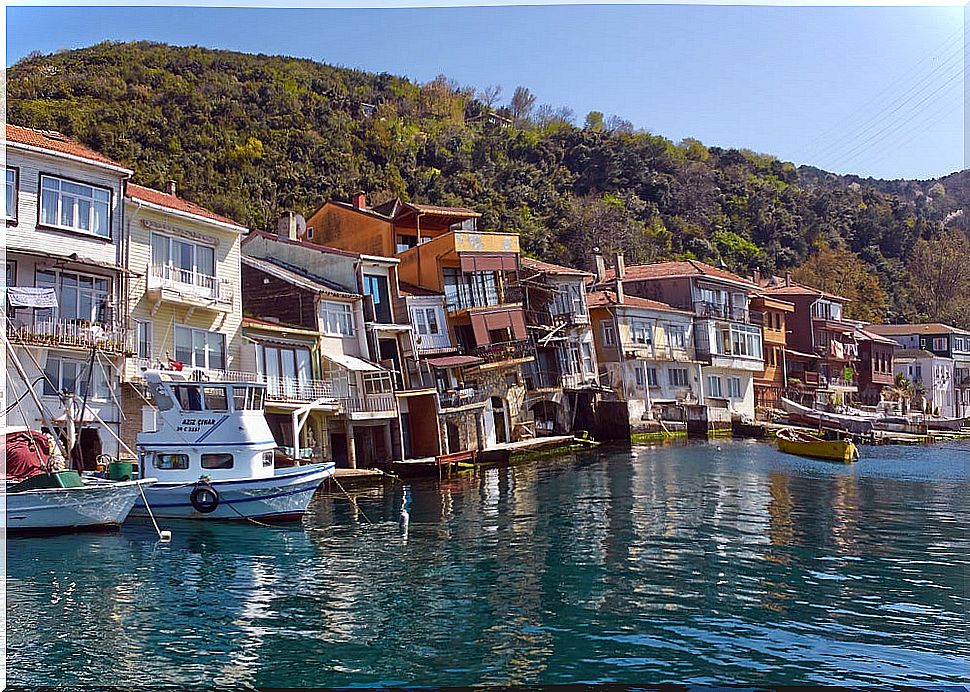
[8, 317, 131, 355]
[525, 369, 591, 391]
[525, 309, 589, 331]
[438, 386, 489, 409]
[343, 393, 397, 413]
[694, 301, 751, 323]
[446, 283, 524, 314]
[146, 264, 234, 311]
[470, 339, 535, 365]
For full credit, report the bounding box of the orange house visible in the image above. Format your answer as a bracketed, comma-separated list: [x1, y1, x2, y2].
[750, 294, 794, 412]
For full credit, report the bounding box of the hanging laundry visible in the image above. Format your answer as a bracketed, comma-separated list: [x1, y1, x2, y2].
[6, 287, 58, 309]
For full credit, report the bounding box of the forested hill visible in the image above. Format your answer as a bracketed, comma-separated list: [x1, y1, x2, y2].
[7, 41, 969, 327]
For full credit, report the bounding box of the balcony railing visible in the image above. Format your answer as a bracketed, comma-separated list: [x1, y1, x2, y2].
[524, 309, 589, 330]
[471, 339, 535, 364]
[343, 393, 397, 413]
[525, 369, 591, 391]
[438, 386, 489, 409]
[148, 264, 233, 306]
[694, 301, 751, 323]
[7, 318, 131, 354]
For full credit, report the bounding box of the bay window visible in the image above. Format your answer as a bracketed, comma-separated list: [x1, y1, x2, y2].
[39, 175, 110, 237]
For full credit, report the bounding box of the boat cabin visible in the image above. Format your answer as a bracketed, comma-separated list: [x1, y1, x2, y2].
[137, 371, 277, 483]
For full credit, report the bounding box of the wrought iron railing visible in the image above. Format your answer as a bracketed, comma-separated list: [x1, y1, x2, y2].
[471, 339, 535, 364]
[438, 387, 489, 409]
[693, 301, 751, 323]
[7, 318, 131, 354]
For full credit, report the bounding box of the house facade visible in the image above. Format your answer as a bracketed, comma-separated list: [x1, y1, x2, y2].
[588, 287, 700, 431]
[601, 258, 764, 420]
[119, 182, 247, 447]
[520, 257, 599, 434]
[5, 125, 133, 466]
[749, 294, 794, 412]
[868, 323, 969, 416]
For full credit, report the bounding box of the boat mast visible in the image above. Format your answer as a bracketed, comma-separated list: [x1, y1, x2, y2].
[2, 331, 71, 462]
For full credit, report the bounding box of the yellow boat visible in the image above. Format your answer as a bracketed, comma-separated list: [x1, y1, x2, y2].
[776, 427, 859, 463]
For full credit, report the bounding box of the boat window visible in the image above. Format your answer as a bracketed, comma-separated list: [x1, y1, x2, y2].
[203, 386, 229, 411]
[201, 453, 233, 469]
[154, 453, 189, 470]
[232, 387, 247, 412]
[262, 450, 274, 468]
[250, 387, 265, 410]
[173, 385, 204, 411]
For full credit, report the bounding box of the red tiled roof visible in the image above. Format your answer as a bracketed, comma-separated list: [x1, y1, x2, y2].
[398, 281, 442, 297]
[867, 322, 970, 336]
[425, 355, 483, 368]
[6, 124, 131, 171]
[604, 260, 757, 288]
[586, 289, 691, 314]
[760, 279, 847, 302]
[128, 183, 246, 230]
[521, 256, 591, 277]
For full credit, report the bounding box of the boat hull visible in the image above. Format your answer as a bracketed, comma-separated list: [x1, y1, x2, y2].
[130, 463, 335, 520]
[6, 479, 154, 535]
[777, 437, 859, 463]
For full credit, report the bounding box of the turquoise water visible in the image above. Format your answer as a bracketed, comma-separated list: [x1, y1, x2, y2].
[7, 439, 970, 687]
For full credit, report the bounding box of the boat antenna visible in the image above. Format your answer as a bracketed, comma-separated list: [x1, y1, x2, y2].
[1, 330, 70, 462]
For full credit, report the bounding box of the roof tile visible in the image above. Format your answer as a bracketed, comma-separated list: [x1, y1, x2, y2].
[6, 124, 130, 170]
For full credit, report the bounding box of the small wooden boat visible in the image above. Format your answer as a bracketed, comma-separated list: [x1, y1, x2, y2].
[776, 427, 859, 463]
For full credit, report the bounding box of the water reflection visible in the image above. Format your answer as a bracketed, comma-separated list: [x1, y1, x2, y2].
[7, 440, 969, 687]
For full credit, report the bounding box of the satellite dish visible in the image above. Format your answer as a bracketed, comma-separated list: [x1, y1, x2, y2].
[295, 214, 307, 236]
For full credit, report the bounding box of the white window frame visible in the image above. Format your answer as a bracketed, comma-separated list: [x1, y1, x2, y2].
[42, 356, 110, 400]
[667, 324, 687, 349]
[135, 319, 152, 360]
[631, 320, 652, 346]
[646, 366, 659, 387]
[35, 268, 111, 324]
[727, 376, 742, 399]
[6, 167, 18, 222]
[707, 375, 723, 398]
[411, 306, 441, 336]
[320, 300, 355, 337]
[38, 174, 111, 237]
[669, 367, 689, 387]
[174, 325, 226, 371]
[151, 232, 216, 289]
[601, 320, 616, 347]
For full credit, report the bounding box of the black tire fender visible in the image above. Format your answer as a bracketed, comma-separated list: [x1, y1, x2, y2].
[189, 482, 220, 514]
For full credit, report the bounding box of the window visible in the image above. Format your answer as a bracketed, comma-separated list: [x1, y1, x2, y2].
[35, 269, 111, 324]
[601, 320, 616, 347]
[634, 365, 645, 387]
[320, 301, 354, 336]
[153, 453, 189, 470]
[646, 367, 659, 387]
[363, 273, 391, 323]
[262, 450, 275, 467]
[6, 260, 16, 288]
[553, 283, 586, 316]
[202, 387, 229, 411]
[306, 227, 314, 239]
[669, 368, 689, 387]
[201, 453, 233, 469]
[42, 357, 110, 399]
[582, 342, 594, 374]
[714, 323, 763, 360]
[173, 385, 204, 411]
[412, 306, 441, 336]
[151, 233, 216, 288]
[39, 175, 110, 237]
[174, 326, 225, 370]
[442, 268, 501, 310]
[6, 167, 17, 221]
[707, 375, 723, 398]
[135, 320, 152, 360]
[231, 385, 266, 412]
[631, 320, 651, 345]
[932, 337, 947, 352]
[727, 377, 742, 399]
[667, 324, 687, 349]
[363, 371, 394, 394]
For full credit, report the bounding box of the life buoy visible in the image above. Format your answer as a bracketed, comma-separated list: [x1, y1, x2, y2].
[189, 482, 220, 514]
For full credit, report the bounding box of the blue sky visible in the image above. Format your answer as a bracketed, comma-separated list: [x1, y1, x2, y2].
[6, 4, 965, 180]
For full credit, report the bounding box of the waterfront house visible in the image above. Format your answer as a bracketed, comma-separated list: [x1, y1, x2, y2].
[867, 323, 969, 416]
[600, 258, 764, 421]
[853, 327, 897, 407]
[888, 349, 956, 417]
[749, 293, 795, 412]
[302, 194, 536, 447]
[241, 221, 427, 467]
[759, 276, 860, 409]
[120, 182, 247, 448]
[587, 284, 700, 431]
[520, 257, 599, 434]
[5, 125, 133, 466]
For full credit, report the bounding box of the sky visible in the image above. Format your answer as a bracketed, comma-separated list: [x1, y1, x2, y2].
[5, 3, 965, 180]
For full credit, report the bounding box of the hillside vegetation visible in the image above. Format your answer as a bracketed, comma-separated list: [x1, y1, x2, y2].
[8, 41, 969, 326]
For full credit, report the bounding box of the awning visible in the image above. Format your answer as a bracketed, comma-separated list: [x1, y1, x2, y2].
[785, 348, 821, 360]
[321, 352, 381, 372]
[459, 253, 517, 272]
[425, 355, 483, 369]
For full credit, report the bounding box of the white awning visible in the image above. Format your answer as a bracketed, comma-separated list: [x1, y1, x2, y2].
[321, 352, 381, 372]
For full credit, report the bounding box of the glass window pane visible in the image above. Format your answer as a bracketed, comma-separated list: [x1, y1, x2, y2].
[77, 199, 92, 230]
[62, 181, 89, 196]
[201, 453, 233, 469]
[174, 327, 192, 363]
[151, 234, 169, 266]
[207, 333, 225, 370]
[60, 195, 75, 227]
[41, 177, 59, 192]
[197, 246, 214, 277]
[202, 387, 229, 411]
[93, 200, 109, 236]
[40, 190, 59, 225]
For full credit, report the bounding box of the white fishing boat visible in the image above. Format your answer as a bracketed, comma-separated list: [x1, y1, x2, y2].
[131, 371, 335, 521]
[780, 397, 876, 435]
[5, 428, 155, 536]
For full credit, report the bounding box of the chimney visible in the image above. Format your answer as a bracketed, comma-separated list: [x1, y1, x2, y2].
[593, 250, 607, 284]
[278, 211, 298, 241]
[166, 180, 177, 196]
[352, 191, 367, 209]
[613, 251, 625, 305]
[752, 269, 761, 285]
[785, 271, 792, 287]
